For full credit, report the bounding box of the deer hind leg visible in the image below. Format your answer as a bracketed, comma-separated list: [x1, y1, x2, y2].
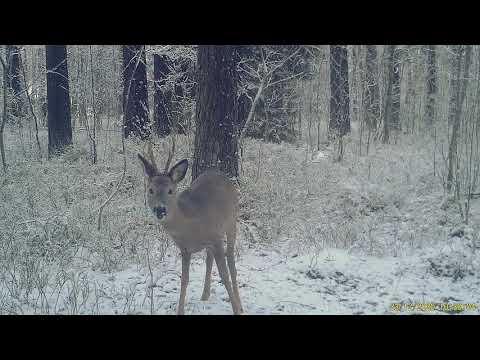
[213, 243, 241, 315]
[226, 222, 243, 313]
[200, 248, 214, 301]
[177, 250, 191, 315]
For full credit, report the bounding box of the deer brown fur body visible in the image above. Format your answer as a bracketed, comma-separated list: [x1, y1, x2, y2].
[138, 149, 243, 315]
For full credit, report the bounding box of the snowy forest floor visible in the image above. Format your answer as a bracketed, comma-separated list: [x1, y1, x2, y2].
[0, 126, 479, 314]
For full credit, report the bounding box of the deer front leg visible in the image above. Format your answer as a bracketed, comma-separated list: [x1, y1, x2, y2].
[201, 248, 214, 301]
[177, 250, 191, 315]
[213, 244, 241, 315]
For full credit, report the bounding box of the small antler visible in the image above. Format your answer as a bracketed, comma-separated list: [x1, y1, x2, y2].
[143, 141, 159, 174]
[163, 136, 176, 173]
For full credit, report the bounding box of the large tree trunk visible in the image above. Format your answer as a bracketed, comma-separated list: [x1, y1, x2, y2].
[424, 45, 437, 127]
[46, 45, 72, 156]
[122, 45, 149, 139]
[447, 45, 472, 192]
[363, 45, 380, 130]
[192, 45, 239, 180]
[153, 53, 172, 137]
[329, 45, 350, 138]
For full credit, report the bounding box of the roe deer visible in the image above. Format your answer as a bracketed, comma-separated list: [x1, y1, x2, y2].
[138, 145, 243, 315]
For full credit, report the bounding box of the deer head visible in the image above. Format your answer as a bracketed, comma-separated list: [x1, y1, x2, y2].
[138, 141, 188, 221]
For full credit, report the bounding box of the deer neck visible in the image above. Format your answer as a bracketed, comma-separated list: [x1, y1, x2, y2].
[162, 192, 189, 235]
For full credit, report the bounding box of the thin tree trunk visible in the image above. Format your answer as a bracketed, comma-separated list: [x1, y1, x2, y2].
[363, 45, 380, 131]
[298, 95, 302, 141]
[447, 45, 471, 192]
[88, 45, 97, 164]
[239, 78, 265, 149]
[383, 45, 397, 144]
[19, 50, 42, 158]
[308, 82, 313, 149]
[350, 45, 359, 124]
[424, 45, 437, 127]
[316, 77, 321, 151]
[391, 46, 401, 132]
[79, 50, 87, 128]
[404, 46, 416, 135]
[6, 45, 24, 118]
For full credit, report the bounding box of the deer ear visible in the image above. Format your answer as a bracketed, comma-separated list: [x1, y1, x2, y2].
[168, 159, 188, 184]
[138, 153, 157, 178]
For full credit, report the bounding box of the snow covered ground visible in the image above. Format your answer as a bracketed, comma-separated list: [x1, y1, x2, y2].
[6, 238, 477, 315]
[1, 128, 479, 314]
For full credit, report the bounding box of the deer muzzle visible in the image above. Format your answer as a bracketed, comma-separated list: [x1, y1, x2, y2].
[153, 206, 167, 220]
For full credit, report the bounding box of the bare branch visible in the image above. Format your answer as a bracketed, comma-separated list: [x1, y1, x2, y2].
[268, 70, 306, 87]
[268, 47, 302, 76]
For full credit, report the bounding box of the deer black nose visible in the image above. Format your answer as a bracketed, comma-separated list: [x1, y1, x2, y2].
[153, 206, 167, 219]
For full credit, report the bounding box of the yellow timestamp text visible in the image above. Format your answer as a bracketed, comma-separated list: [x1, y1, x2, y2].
[390, 303, 477, 312]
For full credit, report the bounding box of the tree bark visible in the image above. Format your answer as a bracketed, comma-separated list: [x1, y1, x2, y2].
[122, 45, 149, 139]
[78, 49, 87, 128]
[447, 45, 472, 192]
[46, 45, 72, 156]
[404, 46, 416, 134]
[390, 46, 401, 131]
[1, 50, 8, 172]
[424, 45, 437, 126]
[383, 45, 401, 143]
[153, 53, 172, 137]
[363, 45, 380, 130]
[350, 46, 360, 124]
[329, 45, 350, 138]
[6, 45, 24, 118]
[192, 45, 239, 180]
